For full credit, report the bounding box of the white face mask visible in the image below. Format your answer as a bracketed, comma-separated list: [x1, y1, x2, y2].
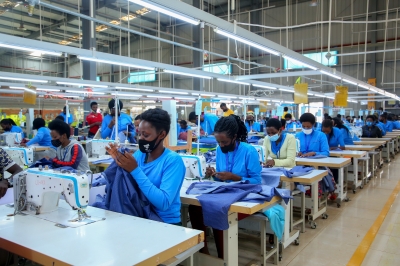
[302, 128, 313, 135]
[286, 120, 292, 124]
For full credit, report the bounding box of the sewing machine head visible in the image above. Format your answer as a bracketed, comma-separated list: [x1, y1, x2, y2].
[251, 145, 266, 163]
[180, 154, 206, 180]
[13, 168, 91, 215]
[2, 147, 33, 167]
[0, 133, 22, 147]
[86, 139, 114, 158]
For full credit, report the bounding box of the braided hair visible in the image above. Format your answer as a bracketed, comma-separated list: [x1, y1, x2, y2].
[322, 119, 334, 141]
[140, 108, 171, 135]
[333, 117, 350, 134]
[214, 114, 248, 143]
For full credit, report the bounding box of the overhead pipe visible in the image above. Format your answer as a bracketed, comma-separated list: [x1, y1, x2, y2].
[363, 0, 369, 78]
[381, 0, 390, 85]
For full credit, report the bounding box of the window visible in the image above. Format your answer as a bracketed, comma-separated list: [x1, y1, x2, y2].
[128, 70, 156, 84]
[298, 102, 324, 123]
[284, 51, 338, 70]
[203, 63, 231, 75]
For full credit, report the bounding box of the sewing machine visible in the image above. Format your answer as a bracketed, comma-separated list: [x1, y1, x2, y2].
[0, 133, 22, 147]
[13, 168, 91, 220]
[180, 154, 207, 180]
[251, 145, 266, 163]
[86, 139, 114, 158]
[2, 147, 34, 167]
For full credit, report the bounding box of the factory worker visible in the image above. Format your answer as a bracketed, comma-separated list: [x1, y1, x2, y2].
[245, 111, 261, 132]
[220, 102, 234, 117]
[296, 113, 330, 157]
[264, 118, 296, 168]
[59, 106, 74, 125]
[389, 114, 400, 129]
[101, 99, 135, 143]
[105, 108, 185, 225]
[21, 118, 56, 161]
[321, 119, 346, 150]
[284, 113, 298, 131]
[85, 102, 103, 138]
[333, 118, 354, 145]
[380, 113, 393, 132]
[376, 115, 387, 136]
[0, 147, 23, 199]
[282, 106, 289, 119]
[362, 115, 382, 138]
[188, 111, 218, 136]
[189, 114, 261, 259]
[48, 119, 89, 172]
[0, 118, 24, 138]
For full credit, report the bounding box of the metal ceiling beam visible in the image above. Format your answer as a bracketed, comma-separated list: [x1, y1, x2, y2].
[236, 70, 321, 80]
[348, 95, 388, 99]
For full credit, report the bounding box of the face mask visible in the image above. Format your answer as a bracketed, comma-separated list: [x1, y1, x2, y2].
[246, 120, 254, 125]
[139, 135, 161, 153]
[379, 119, 384, 123]
[220, 140, 236, 154]
[366, 122, 373, 127]
[51, 139, 62, 147]
[286, 120, 292, 124]
[3, 127, 11, 132]
[302, 128, 313, 135]
[269, 133, 280, 142]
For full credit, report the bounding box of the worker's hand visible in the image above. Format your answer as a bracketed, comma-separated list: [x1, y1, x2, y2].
[105, 143, 120, 160]
[108, 118, 116, 129]
[215, 172, 241, 182]
[20, 143, 26, 147]
[96, 122, 102, 126]
[264, 160, 275, 167]
[0, 179, 8, 199]
[300, 152, 316, 158]
[115, 151, 138, 173]
[205, 166, 216, 177]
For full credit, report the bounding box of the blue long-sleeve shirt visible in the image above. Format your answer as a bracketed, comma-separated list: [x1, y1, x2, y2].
[214, 142, 261, 184]
[26, 127, 54, 148]
[200, 113, 219, 135]
[377, 122, 386, 136]
[339, 127, 354, 145]
[177, 124, 192, 135]
[130, 149, 185, 224]
[393, 121, 400, 129]
[383, 121, 394, 132]
[101, 114, 135, 142]
[245, 122, 261, 132]
[59, 112, 73, 124]
[296, 130, 330, 156]
[326, 127, 346, 148]
[5, 125, 24, 138]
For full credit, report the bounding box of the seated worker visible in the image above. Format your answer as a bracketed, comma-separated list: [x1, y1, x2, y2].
[0, 118, 24, 137]
[345, 116, 353, 124]
[282, 106, 289, 119]
[321, 119, 346, 150]
[245, 111, 261, 132]
[379, 113, 393, 132]
[48, 119, 89, 172]
[189, 115, 261, 259]
[333, 118, 354, 145]
[59, 106, 74, 125]
[388, 114, 400, 130]
[296, 113, 330, 157]
[220, 103, 234, 117]
[105, 108, 185, 225]
[362, 115, 382, 138]
[177, 120, 191, 134]
[133, 115, 142, 143]
[0, 147, 23, 199]
[55, 115, 65, 121]
[264, 118, 296, 168]
[188, 111, 218, 136]
[284, 113, 298, 131]
[85, 102, 103, 138]
[101, 99, 135, 142]
[376, 115, 387, 136]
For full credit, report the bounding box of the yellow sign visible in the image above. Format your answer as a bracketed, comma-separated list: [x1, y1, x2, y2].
[201, 96, 211, 112]
[259, 101, 268, 112]
[388, 100, 396, 105]
[334, 86, 348, 107]
[23, 85, 37, 105]
[367, 78, 376, 109]
[294, 83, 308, 104]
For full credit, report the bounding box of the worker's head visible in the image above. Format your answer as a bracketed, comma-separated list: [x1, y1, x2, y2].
[299, 113, 316, 135]
[90, 102, 98, 113]
[337, 114, 342, 119]
[188, 111, 197, 123]
[379, 114, 387, 123]
[179, 120, 188, 129]
[220, 103, 228, 112]
[366, 115, 375, 127]
[346, 116, 352, 123]
[246, 114, 255, 126]
[108, 99, 123, 116]
[388, 114, 394, 121]
[48, 119, 71, 148]
[55, 115, 65, 121]
[321, 119, 334, 135]
[284, 107, 289, 112]
[134, 114, 142, 130]
[137, 108, 170, 154]
[32, 118, 46, 130]
[284, 113, 292, 123]
[0, 119, 13, 131]
[214, 115, 247, 153]
[379, 107, 384, 111]
[63, 106, 67, 115]
[266, 118, 282, 141]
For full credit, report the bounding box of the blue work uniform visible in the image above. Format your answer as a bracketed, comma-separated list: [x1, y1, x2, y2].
[5, 125, 24, 138]
[200, 113, 219, 135]
[285, 121, 299, 131]
[59, 112, 74, 124]
[26, 127, 54, 148]
[383, 121, 394, 132]
[296, 130, 330, 156]
[326, 127, 346, 148]
[214, 142, 261, 184]
[377, 122, 387, 136]
[101, 114, 135, 143]
[130, 148, 185, 224]
[313, 122, 322, 131]
[245, 122, 261, 132]
[177, 124, 192, 135]
[339, 127, 354, 145]
[393, 121, 400, 130]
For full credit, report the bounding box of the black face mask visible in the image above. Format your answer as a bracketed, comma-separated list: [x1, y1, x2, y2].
[51, 139, 62, 148]
[220, 140, 236, 154]
[379, 119, 384, 123]
[139, 135, 162, 154]
[246, 120, 254, 125]
[3, 127, 11, 132]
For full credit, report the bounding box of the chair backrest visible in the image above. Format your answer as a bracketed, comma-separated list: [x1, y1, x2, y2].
[164, 130, 193, 152]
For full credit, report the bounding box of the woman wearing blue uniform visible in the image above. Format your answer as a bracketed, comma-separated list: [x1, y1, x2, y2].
[0, 119, 24, 138]
[333, 118, 354, 145]
[189, 115, 261, 259]
[106, 108, 185, 225]
[321, 119, 346, 150]
[296, 113, 330, 157]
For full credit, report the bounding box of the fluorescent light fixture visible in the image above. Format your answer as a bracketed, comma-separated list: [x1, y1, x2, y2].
[282, 55, 318, 70]
[342, 79, 357, 86]
[307, 93, 315, 96]
[214, 28, 280, 56]
[0, 43, 62, 57]
[326, 96, 335, 99]
[78, 56, 154, 71]
[175, 97, 196, 100]
[9, 86, 25, 90]
[279, 88, 294, 93]
[113, 92, 142, 97]
[285, 101, 295, 104]
[217, 78, 250, 86]
[159, 90, 188, 95]
[115, 86, 154, 92]
[217, 95, 237, 99]
[30, 51, 43, 57]
[128, 0, 200, 25]
[314, 94, 326, 97]
[56, 81, 108, 88]
[147, 95, 172, 99]
[253, 84, 277, 90]
[358, 84, 370, 90]
[163, 69, 212, 80]
[0, 77, 48, 83]
[200, 93, 216, 97]
[320, 70, 341, 79]
[271, 100, 281, 103]
[348, 99, 358, 103]
[177, 104, 193, 107]
[66, 90, 105, 95]
[242, 97, 256, 100]
[36, 88, 61, 92]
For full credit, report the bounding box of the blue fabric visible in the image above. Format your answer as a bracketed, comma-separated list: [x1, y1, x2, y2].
[296, 130, 330, 156]
[339, 127, 354, 145]
[314, 122, 322, 131]
[29, 158, 54, 168]
[90, 158, 114, 165]
[26, 127, 54, 148]
[204, 150, 216, 163]
[261, 166, 313, 192]
[393, 121, 400, 129]
[92, 175, 107, 187]
[271, 133, 287, 158]
[7, 126, 24, 138]
[263, 205, 285, 241]
[383, 121, 394, 132]
[214, 142, 261, 184]
[177, 124, 192, 135]
[59, 112, 73, 124]
[200, 113, 219, 135]
[245, 122, 261, 132]
[93, 156, 162, 222]
[377, 122, 387, 136]
[199, 137, 218, 144]
[101, 114, 135, 142]
[326, 127, 345, 148]
[247, 138, 259, 144]
[297, 154, 327, 159]
[320, 167, 336, 193]
[130, 148, 185, 224]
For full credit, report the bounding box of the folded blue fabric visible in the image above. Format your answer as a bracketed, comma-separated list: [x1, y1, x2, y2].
[261, 166, 313, 192]
[203, 150, 217, 163]
[282, 166, 314, 178]
[263, 205, 285, 241]
[91, 158, 114, 165]
[29, 158, 53, 168]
